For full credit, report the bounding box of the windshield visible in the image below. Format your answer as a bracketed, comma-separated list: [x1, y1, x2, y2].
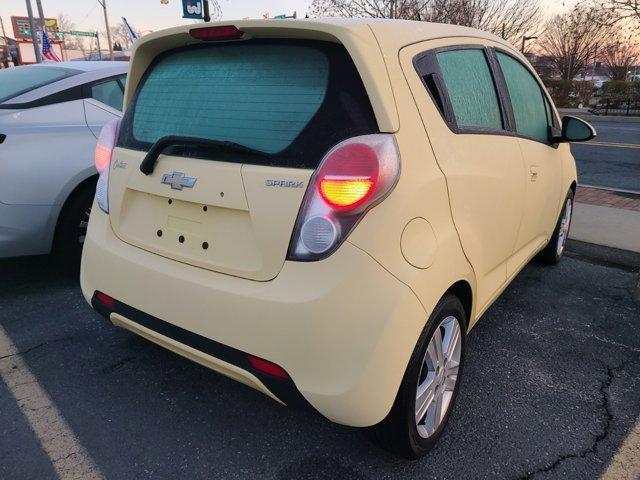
[0, 66, 79, 103]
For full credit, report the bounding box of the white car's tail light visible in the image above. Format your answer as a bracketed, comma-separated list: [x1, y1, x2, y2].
[94, 119, 120, 214]
[287, 134, 400, 261]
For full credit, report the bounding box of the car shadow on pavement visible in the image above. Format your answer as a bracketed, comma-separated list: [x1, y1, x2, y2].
[1, 254, 639, 479]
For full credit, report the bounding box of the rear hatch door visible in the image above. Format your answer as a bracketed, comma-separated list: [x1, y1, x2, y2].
[109, 39, 379, 281]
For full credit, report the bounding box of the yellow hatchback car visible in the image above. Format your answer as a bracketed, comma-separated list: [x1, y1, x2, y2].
[82, 19, 595, 457]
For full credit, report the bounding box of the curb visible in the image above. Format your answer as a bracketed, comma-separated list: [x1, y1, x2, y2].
[565, 239, 640, 271]
[558, 109, 640, 123]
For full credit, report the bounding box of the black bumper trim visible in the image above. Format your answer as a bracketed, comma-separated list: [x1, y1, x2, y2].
[91, 292, 313, 409]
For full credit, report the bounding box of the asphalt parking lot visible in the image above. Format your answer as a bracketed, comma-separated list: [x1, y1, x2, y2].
[571, 118, 640, 192]
[1, 250, 639, 480]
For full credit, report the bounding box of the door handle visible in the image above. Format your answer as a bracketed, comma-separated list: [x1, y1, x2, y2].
[529, 165, 539, 182]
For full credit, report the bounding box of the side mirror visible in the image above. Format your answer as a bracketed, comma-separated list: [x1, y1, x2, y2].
[553, 116, 596, 143]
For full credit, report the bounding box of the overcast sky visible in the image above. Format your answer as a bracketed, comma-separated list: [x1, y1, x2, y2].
[0, 0, 573, 37]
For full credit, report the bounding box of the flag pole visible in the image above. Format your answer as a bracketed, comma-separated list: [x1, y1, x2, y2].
[25, 0, 42, 63]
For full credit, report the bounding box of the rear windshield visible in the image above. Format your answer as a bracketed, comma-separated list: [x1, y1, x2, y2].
[0, 66, 79, 103]
[118, 40, 379, 169]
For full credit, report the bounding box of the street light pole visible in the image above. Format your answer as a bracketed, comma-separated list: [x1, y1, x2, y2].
[25, 0, 42, 63]
[97, 0, 114, 60]
[521, 36, 537, 53]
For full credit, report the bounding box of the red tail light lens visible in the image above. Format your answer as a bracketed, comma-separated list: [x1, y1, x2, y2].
[189, 25, 244, 41]
[248, 355, 290, 379]
[318, 143, 379, 211]
[94, 119, 120, 173]
[288, 134, 400, 261]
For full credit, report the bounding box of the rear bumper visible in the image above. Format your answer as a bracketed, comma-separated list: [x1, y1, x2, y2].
[0, 201, 56, 258]
[81, 206, 427, 427]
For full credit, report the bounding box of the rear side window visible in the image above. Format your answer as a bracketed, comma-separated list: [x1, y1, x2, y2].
[90, 77, 125, 111]
[436, 49, 502, 130]
[119, 41, 378, 169]
[496, 52, 549, 142]
[0, 66, 78, 103]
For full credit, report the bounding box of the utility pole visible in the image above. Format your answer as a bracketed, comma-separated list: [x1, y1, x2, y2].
[34, 0, 47, 59]
[97, 0, 114, 60]
[25, 0, 42, 63]
[35, 0, 46, 34]
[0, 16, 10, 67]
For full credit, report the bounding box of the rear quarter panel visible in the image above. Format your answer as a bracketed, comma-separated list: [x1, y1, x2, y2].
[0, 100, 97, 206]
[347, 38, 477, 329]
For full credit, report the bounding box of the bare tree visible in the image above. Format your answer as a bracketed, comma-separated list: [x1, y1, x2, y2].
[601, 37, 640, 80]
[538, 5, 608, 80]
[108, 24, 143, 50]
[309, 0, 545, 45]
[57, 13, 81, 51]
[594, 0, 640, 26]
[309, 0, 427, 19]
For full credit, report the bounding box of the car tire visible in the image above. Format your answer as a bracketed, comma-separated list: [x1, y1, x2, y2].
[538, 190, 574, 265]
[367, 295, 466, 459]
[54, 181, 96, 261]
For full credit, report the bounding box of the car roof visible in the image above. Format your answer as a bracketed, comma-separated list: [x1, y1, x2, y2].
[31, 60, 129, 73]
[126, 18, 518, 133]
[2, 61, 129, 105]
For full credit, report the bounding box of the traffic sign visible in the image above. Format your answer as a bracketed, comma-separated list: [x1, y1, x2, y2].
[68, 30, 97, 37]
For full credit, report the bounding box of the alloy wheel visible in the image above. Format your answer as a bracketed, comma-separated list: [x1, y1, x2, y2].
[415, 315, 462, 438]
[556, 197, 573, 256]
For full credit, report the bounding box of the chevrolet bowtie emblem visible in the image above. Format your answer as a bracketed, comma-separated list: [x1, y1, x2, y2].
[161, 172, 197, 190]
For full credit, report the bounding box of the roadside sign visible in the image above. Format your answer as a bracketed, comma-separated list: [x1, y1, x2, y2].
[11, 16, 60, 42]
[273, 12, 297, 19]
[68, 30, 98, 38]
[182, 0, 204, 19]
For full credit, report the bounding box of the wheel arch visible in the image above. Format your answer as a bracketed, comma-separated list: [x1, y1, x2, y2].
[443, 280, 473, 331]
[52, 174, 98, 249]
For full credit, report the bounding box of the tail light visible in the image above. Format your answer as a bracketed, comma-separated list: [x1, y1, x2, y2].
[287, 134, 400, 261]
[94, 119, 121, 214]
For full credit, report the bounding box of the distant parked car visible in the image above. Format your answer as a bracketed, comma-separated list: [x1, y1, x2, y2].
[0, 61, 128, 258]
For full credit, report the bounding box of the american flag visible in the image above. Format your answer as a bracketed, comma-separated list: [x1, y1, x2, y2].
[41, 31, 61, 62]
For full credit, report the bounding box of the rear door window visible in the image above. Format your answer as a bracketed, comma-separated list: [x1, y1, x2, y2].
[435, 49, 502, 130]
[496, 52, 550, 142]
[90, 76, 126, 111]
[119, 41, 378, 169]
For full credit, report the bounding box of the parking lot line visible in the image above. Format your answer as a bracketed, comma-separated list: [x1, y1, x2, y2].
[0, 325, 104, 480]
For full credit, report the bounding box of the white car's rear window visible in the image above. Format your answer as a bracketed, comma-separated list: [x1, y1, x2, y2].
[0, 66, 78, 103]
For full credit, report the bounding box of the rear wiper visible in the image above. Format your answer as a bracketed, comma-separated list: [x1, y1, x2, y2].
[139, 135, 268, 175]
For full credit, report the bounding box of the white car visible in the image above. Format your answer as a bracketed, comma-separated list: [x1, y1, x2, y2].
[0, 61, 128, 258]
